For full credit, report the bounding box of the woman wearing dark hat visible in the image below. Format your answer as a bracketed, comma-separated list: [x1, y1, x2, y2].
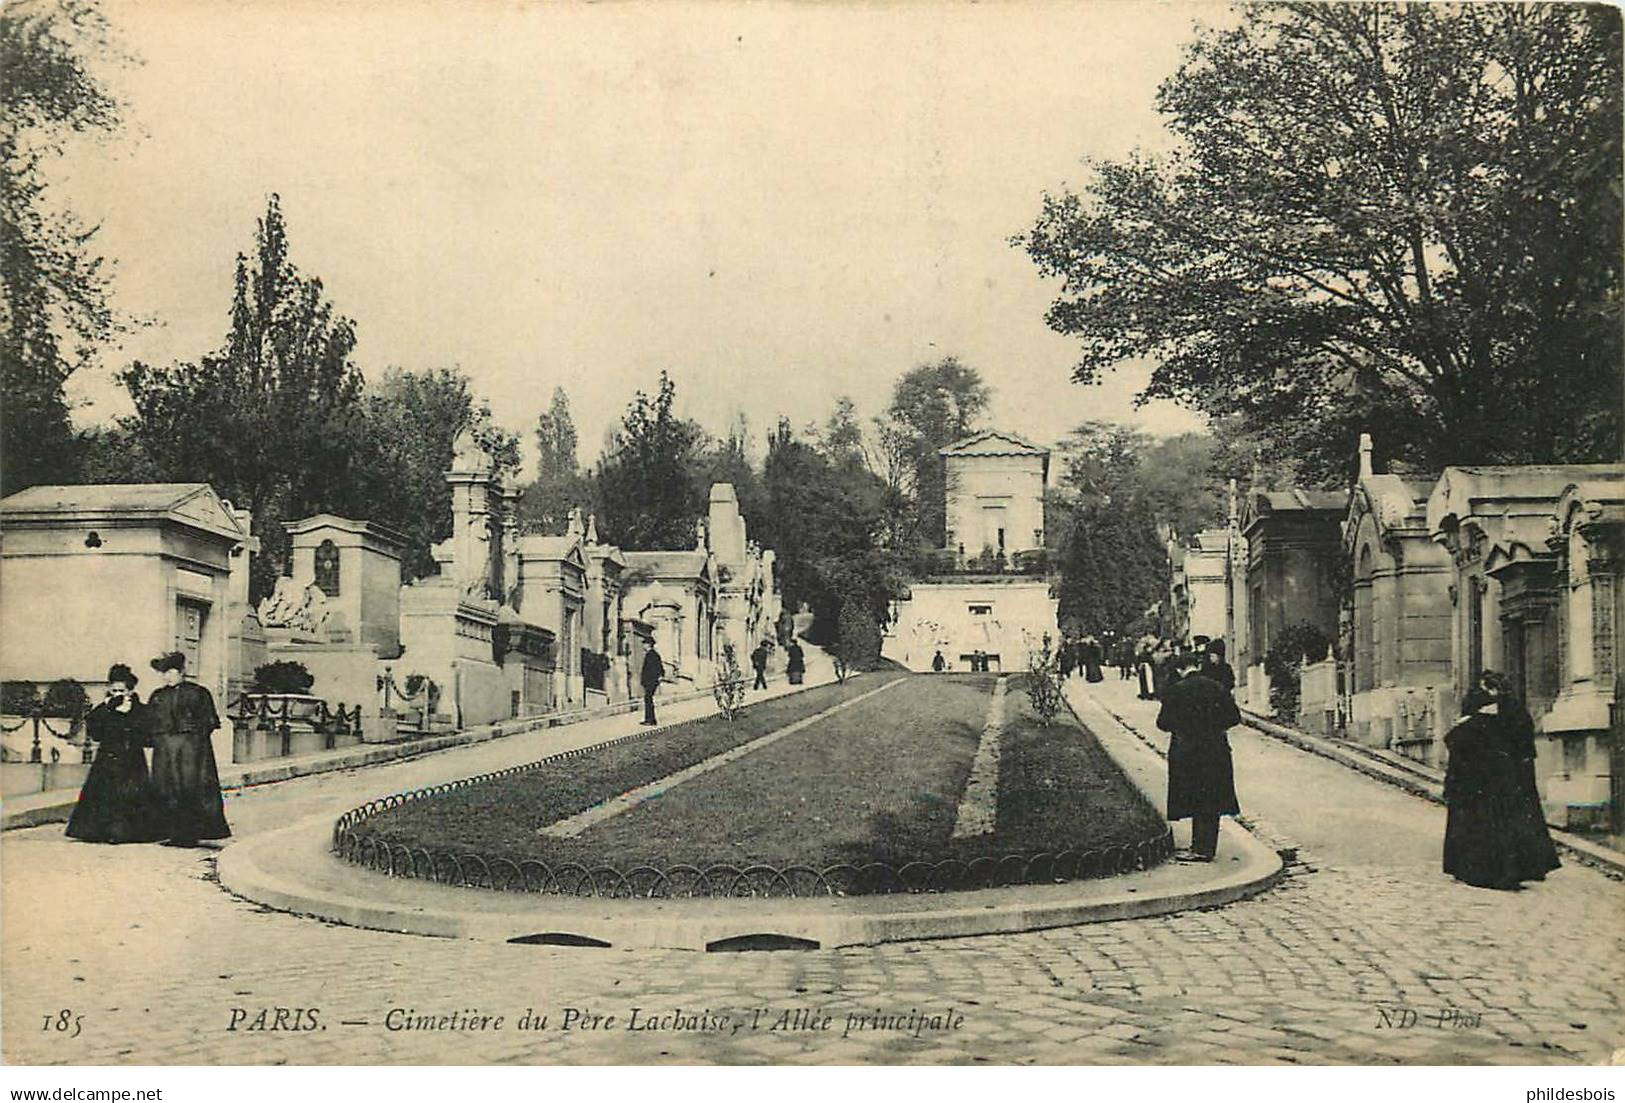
[65, 665, 164, 843]
[145, 651, 230, 846]
[1441, 673, 1559, 890]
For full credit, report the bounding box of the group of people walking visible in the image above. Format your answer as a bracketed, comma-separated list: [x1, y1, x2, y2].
[65, 652, 231, 847]
[1127, 634, 1233, 700]
[637, 637, 804, 726]
[1057, 636, 1106, 683]
[1136, 631, 1554, 887]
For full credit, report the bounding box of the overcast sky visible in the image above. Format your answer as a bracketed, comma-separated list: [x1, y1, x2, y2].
[58, 0, 1219, 475]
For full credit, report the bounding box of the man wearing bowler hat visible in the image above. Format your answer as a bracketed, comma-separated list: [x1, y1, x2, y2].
[146, 651, 230, 845]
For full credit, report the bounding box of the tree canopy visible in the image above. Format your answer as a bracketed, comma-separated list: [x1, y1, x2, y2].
[114, 196, 520, 594]
[520, 385, 593, 533]
[360, 366, 521, 581]
[118, 195, 367, 593]
[1024, 2, 1622, 477]
[593, 371, 705, 550]
[876, 356, 990, 547]
[1, 0, 128, 493]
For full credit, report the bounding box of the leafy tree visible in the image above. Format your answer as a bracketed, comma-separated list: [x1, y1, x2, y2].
[358, 366, 520, 581]
[878, 357, 990, 546]
[1050, 421, 1175, 636]
[593, 371, 703, 550]
[1023, 2, 1622, 475]
[818, 395, 867, 467]
[534, 385, 578, 483]
[1265, 620, 1333, 722]
[757, 418, 902, 643]
[520, 386, 593, 533]
[118, 196, 368, 596]
[833, 594, 881, 682]
[0, 0, 129, 493]
[1053, 498, 1167, 639]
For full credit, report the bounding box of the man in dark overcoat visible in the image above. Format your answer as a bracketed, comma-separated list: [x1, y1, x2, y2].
[750, 641, 770, 690]
[640, 643, 666, 726]
[1156, 653, 1242, 862]
[145, 651, 230, 846]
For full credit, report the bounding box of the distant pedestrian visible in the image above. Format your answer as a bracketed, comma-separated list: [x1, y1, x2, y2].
[785, 639, 806, 685]
[65, 664, 164, 844]
[1156, 653, 1242, 862]
[640, 643, 665, 725]
[1082, 635, 1104, 683]
[1151, 639, 1176, 699]
[1201, 638, 1236, 694]
[1116, 638, 1135, 680]
[1441, 673, 1560, 890]
[1058, 638, 1076, 679]
[750, 641, 770, 690]
[145, 652, 230, 847]
[931, 649, 946, 673]
[1136, 635, 1157, 699]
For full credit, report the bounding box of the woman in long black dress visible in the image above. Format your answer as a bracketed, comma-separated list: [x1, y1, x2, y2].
[1083, 636, 1105, 683]
[1481, 671, 1561, 880]
[1441, 677, 1559, 889]
[65, 664, 163, 844]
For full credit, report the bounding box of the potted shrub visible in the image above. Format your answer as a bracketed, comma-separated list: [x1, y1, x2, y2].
[246, 661, 323, 721]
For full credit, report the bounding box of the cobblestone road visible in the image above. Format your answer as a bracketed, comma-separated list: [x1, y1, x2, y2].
[3, 676, 1621, 1065]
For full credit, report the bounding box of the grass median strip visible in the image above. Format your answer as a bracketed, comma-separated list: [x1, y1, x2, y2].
[565, 673, 994, 868]
[990, 680, 1167, 853]
[359, 672, 1169, 891]
[538, 676, 908, 837]
[360, 673, 889, 853]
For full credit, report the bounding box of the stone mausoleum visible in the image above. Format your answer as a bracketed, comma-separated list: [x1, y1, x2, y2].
[885, 430, 1058, 672]
[0, 432, 783, 778]
[0, 483, 254, 769]
[1428, 462, 1624, 826]
[1341, 436, 1453, 761]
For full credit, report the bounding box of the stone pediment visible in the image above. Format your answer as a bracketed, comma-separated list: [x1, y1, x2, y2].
[516, 534, 587, 572]
[1344, 474, 1435, 555]
[0, 482, 247, 543]
[940, 430, 1048, 458]
[169, 486, 248, 540]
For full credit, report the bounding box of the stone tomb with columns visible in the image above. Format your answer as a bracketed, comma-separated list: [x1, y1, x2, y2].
[1342, 437, 1453, 762]
[399, 430, 553, 730]
[0, 483, 253, 773]
[886, 430, 1058, 673]
[1234, 487, 1345, 715]
[621, 543, 719, 687]
[706, 483, 780, 667]
[1543, 470, 1625, 829]
[1426, 462, 1623, 826]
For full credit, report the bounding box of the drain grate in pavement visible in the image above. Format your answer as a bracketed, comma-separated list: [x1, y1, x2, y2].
[508, 932, 613, 948]
[705, 933, 821, 952]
